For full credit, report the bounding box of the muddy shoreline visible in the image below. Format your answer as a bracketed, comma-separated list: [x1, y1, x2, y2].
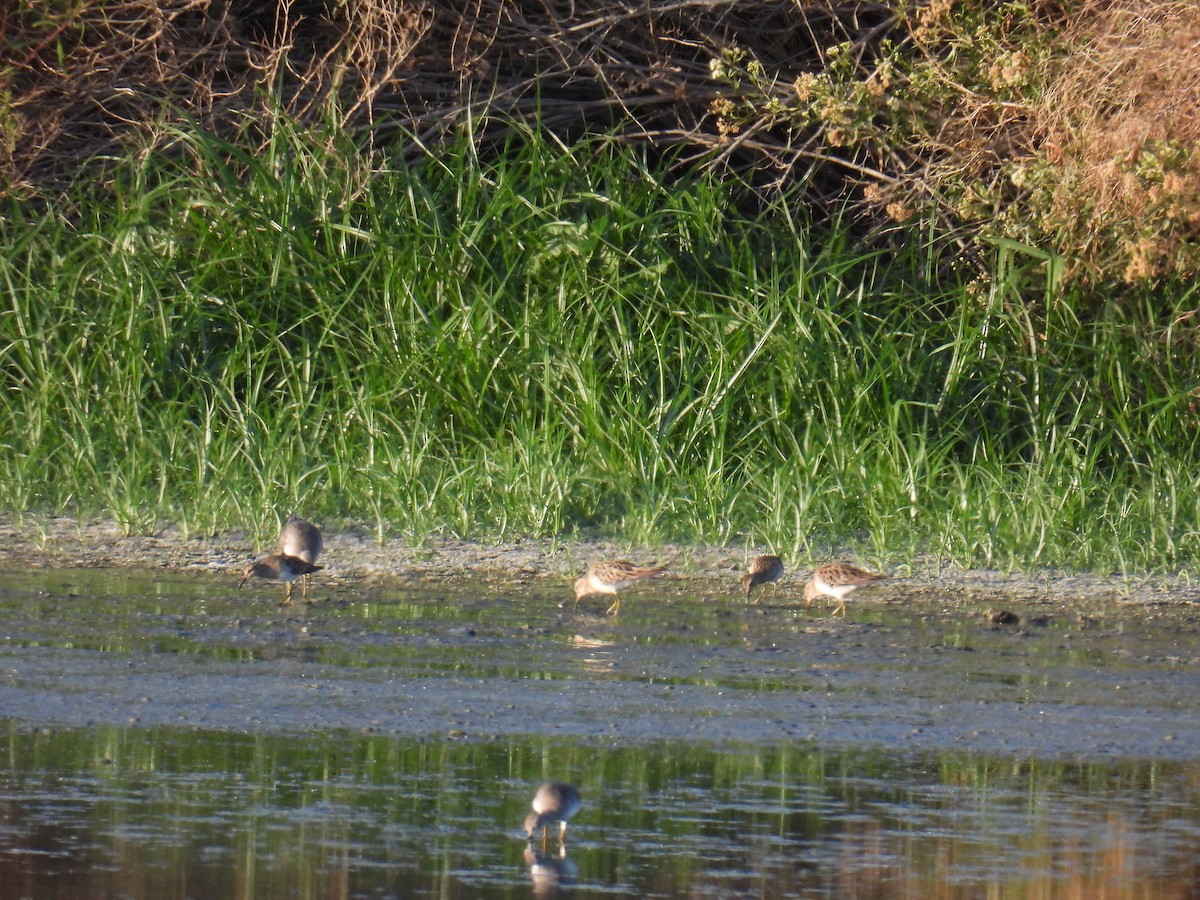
[3, 516, 1200, 763]
[1, 515, 1194, 605]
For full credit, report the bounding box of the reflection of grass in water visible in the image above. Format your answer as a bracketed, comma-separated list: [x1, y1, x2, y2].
[1, 118, 1198, 572]
[5, 725, 1200, 897]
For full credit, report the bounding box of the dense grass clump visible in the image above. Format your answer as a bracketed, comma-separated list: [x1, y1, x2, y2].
[1, 120, 1198, 572]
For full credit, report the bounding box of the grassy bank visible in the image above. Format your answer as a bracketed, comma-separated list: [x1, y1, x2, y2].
[1, 120, 1197, 572]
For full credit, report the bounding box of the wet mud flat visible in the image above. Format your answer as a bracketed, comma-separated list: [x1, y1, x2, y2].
[0, 559, 1198, 759]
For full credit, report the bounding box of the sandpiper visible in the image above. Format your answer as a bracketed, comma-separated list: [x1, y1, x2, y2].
[239, 554, 324, 605]
[573, 560, 666, 615]
[524, 782, 581, 846]
[279, 513, 322, 596]
[803, 563, 888, 617]
[742, 554, 784, 602]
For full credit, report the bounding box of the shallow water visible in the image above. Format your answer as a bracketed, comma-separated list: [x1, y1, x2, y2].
[4, 728, 1200, 898]
[1, 568, 1200, 897]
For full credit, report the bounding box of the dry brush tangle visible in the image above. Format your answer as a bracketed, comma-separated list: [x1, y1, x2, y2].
[1, 0, 896, 200]
[4, 0, 1199, 287]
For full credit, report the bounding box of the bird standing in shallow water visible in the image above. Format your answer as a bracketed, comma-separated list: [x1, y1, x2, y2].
[742, 555, 784, 602]
[573, 560, 666, 615]
[803, 563, 888, 617]
[239, 555, 324, 605]
[524, 782, 581, 846]
[279, 513, 323, 596]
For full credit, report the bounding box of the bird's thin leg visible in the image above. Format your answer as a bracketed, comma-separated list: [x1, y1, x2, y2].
[606, 596, 621, 615]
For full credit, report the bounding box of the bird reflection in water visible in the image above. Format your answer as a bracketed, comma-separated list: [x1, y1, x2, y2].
[571, 635, 615, 675]
[524, 842, 578, 897]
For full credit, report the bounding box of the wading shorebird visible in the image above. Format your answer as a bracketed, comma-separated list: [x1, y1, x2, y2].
[279, 513, 323, 596]
[573, 560, 666, 615]
[803, 563, 888, 617]
[742, 554, 784, 603]
[239, 554, 324, 605]
[524, 782, 581, 847]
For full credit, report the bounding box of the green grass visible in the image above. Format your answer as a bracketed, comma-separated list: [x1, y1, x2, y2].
[1, 116, 1198, 572]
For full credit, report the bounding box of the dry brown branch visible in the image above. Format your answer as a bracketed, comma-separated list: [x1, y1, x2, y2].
[2, 0, 895, 202]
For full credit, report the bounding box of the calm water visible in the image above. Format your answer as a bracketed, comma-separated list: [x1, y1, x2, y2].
[1, 568, 1199, 897]
[3, 728, 1200, 898]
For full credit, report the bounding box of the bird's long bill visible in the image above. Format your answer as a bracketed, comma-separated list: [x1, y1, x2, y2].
[238, 574, 249, 588]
